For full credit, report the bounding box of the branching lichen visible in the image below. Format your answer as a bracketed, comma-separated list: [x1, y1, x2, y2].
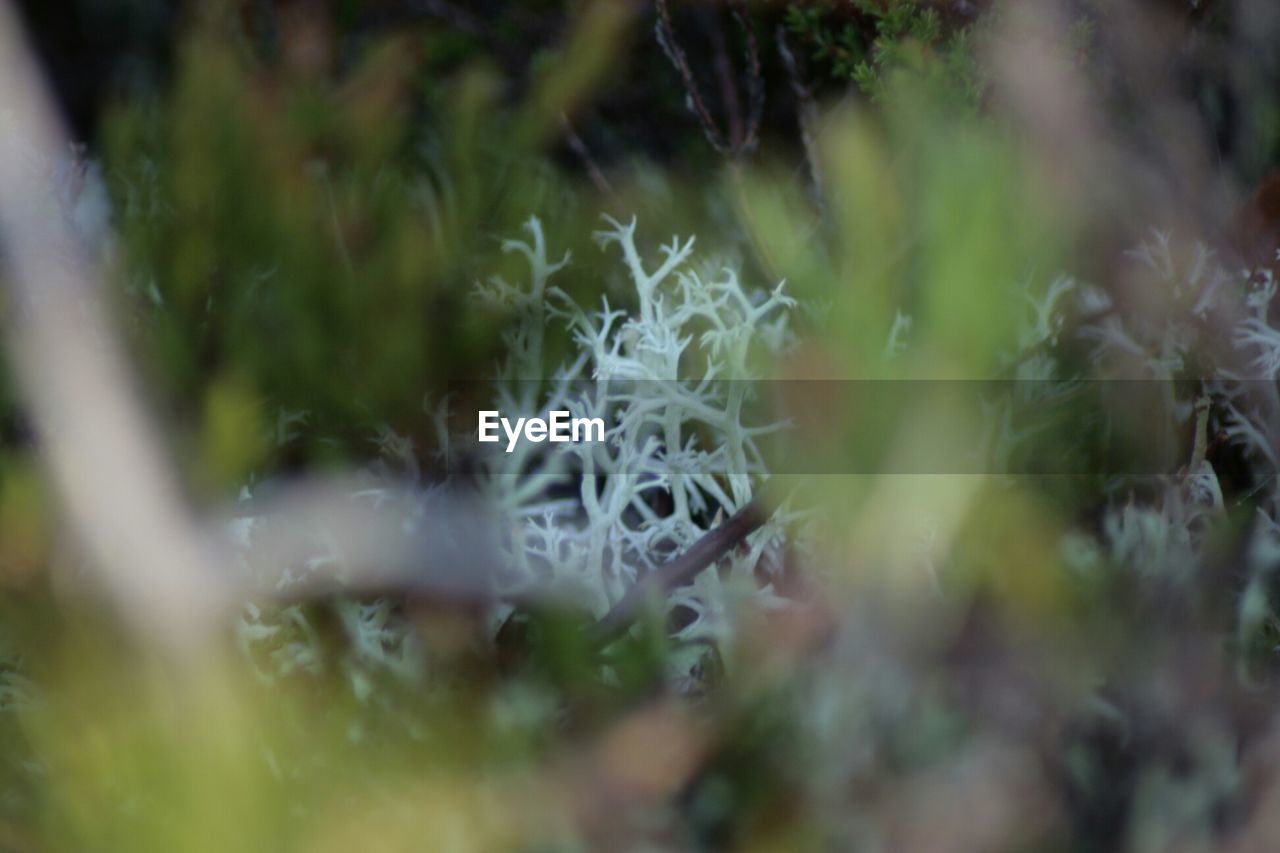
[471, 215, 797, 654]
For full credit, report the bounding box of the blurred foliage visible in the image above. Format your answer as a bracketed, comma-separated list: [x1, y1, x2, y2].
[99, 5, 641, 492]
[783, 0, 982, 104]
[5, 0, 1280, 850]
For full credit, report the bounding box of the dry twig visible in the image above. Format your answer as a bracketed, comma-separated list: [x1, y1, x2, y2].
[653, 0, 763, 157]
[593, 499, 766, 641]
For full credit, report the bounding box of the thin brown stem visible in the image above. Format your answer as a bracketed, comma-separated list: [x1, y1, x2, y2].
[592, 499, 767, 642]
[653, 0, 763, 157]
[777, 24, 825, 209]
[560, 113, 617, 198]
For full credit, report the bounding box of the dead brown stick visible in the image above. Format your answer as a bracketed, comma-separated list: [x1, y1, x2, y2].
[560, 113, 617, 198]
[653, 0, 762, 157]
[592, 499, 767, 641]
[776, 24, 825, 210]
[708, 6, 744, 147]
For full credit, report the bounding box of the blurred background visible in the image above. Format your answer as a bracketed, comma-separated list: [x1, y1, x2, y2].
[3, 0, 1280, 850]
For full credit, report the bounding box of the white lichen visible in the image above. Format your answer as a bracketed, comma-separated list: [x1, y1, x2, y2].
[470, 215, 797, 645]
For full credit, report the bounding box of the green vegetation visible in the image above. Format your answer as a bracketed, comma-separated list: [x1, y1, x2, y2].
[2, 0, 1280, 849]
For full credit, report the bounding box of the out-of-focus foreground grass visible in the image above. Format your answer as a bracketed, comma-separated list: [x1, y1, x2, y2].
[0, 1, 1276, 850]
